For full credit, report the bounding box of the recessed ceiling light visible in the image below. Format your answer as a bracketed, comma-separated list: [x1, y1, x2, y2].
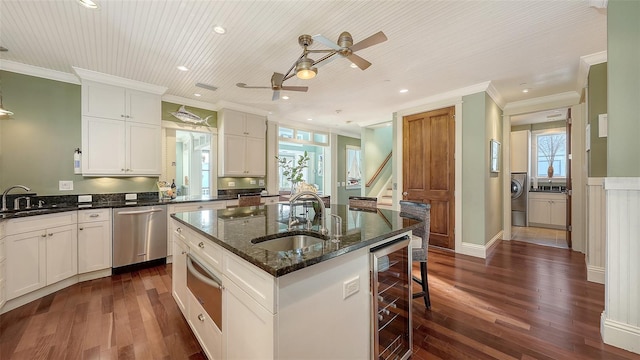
[77, 0, 99, 9]
[399, 89, 408, 93]
[177, 65, 189, 71]
[282, 96, 290, 100]
[522, 88, 529, 93]
[350, 63, 358, 69]
[213, 26, 226, 35]
[194, 93, 201, 97]
[307, 118, 313, 121]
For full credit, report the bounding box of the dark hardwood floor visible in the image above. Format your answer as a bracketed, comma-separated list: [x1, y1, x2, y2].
[1, 240, 639, 360]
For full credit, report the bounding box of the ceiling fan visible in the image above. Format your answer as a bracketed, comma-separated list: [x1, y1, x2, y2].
[236, 30, 387, 100]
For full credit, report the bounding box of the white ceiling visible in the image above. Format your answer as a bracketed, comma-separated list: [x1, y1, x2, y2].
[0, 0, 607, 135]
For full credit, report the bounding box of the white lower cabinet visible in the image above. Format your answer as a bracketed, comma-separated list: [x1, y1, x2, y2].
[78, 209, 112, 273]
[172, 230, 189, 313]
[528, 192, 566, 229]
[5, 229, 46, 299]
[45, 224, 78, 285]
[188, 291, 223, 360]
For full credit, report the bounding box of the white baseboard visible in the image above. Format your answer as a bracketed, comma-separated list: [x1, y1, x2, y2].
[602, 312, 640, 355]
[587, 265, 605, 284]
[458, 231, 503, 259]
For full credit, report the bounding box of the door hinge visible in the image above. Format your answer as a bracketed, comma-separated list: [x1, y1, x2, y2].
[567, 225, 572, 232]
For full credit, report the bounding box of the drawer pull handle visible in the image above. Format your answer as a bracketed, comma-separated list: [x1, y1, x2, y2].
[198, 242, 205, 248]
[41, 233, 47, 238]
[48, 233, 53, 237]
[181, 251, 186, 255]
[89, 214, 100, 218]
[198, 314, 205, 322]
[79, 227, 84, 231]
[176, 227, 182, 233]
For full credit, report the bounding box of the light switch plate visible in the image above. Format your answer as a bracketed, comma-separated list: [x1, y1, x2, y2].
[228, 181, 236, 187]
[250, 180, 256, 185]
[259, 179, 265, 186]
[78, 195, 92, 203]
[59, 180, 73, 191]
[125, 193, 137, 200]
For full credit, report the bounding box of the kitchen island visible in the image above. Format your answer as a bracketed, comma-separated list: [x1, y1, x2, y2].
[171, 203, 420, 359]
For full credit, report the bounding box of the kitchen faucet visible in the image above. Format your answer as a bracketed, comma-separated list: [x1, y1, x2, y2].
[288, 191, 328, 235]
[1, 185, 31, 211]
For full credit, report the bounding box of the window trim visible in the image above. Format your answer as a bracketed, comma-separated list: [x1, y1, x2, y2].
[531, 127, 567, 181]
[277, 125, 329, 146]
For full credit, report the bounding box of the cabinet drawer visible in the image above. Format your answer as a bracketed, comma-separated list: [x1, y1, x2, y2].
[223, 251, 275, 312]
[170, 201, 226, 214]
[78, 208, 111, 223]
[188, 292, 222, 360]
[6, 211, 78, 235]
[188, 231, 223, 272]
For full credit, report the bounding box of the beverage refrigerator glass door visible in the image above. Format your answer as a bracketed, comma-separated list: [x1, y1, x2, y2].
[370, 235, 412, 360]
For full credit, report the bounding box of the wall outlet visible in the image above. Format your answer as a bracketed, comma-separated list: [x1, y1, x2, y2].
[125, 193, 137, 201]
[259, 179, 265, 186]
[250, 180, 256, 185]
[343, 276, 360, 299]
[78, 195, 92, 203]
[228, 181, 236, 187]
[59, 180, 73, 191]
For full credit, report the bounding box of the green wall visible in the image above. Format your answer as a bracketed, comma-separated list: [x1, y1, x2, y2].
[462, 92, 503, 246]
[608, 0, 640, 177]
[0, 70, 158, 195]
[588, 63, 608, 177]
[336, 134, 361, 204]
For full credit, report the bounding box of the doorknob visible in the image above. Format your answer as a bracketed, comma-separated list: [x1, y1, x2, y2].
[402, 192, 408, 196]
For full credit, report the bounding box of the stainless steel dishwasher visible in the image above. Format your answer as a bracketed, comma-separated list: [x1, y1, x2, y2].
[112, 205, 167, 271]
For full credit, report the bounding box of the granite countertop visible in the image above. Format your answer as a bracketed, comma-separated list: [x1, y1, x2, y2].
[171, 203, 420, 277]
[0, 193, 277, 220]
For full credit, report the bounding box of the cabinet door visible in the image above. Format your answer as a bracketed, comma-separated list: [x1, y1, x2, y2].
[6, 230, 46, 300]
[126, 90, 161, 125]
[550, 199, 567, 226]
[224, 278, 274, 360]
[244, 113, 266, 139]
[82, 116, 126, 175]
[46, 224, 78, 285]
[188, 292, 223, 360]
[528, 198, 550, 224]
[83, 81, 126, 119]
[221, 109, 246, 136]
[126, 122, 161, 175]
[172, 236, 189, 314]
[222, 134, 247, 176]
[78, 221, 111, 273]
[245, 137, 266, 176]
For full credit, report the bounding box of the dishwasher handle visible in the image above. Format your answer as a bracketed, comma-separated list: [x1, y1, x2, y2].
[187, 255, 223, 289]
[117, 208, 163, 216]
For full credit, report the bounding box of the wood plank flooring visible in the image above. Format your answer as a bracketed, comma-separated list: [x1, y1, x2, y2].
[1, 240, 639, 359]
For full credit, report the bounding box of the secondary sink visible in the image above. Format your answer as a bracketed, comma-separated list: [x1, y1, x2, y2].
[251, 233, 326, 253]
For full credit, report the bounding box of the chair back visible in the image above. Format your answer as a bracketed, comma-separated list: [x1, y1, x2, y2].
[348, 196, 377, 209]
[238, 194, 261, 207]
[399, 200, 431, 261]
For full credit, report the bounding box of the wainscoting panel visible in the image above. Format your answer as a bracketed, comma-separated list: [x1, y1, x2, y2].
[587, 177, 606, 284]
[602, 177, 640, 354]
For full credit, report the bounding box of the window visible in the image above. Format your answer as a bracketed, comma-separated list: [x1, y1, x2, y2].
[533, 130, 566, 178]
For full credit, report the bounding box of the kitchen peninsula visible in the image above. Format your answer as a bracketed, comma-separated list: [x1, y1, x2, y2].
[171, 203, 420, 359]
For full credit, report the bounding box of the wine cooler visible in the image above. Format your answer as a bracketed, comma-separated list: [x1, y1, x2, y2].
[370, 235, 411, 360]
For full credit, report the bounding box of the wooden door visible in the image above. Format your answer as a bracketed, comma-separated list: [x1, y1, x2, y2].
[565, 108, 572, 248]
[403, 107, 455, 249]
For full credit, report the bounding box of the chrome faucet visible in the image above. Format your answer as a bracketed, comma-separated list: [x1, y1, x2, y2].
[288, 191, 328, 235]
[330, 213, 343, 242]
[1, 185, 31, 211]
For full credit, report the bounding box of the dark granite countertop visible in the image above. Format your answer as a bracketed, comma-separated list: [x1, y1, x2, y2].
[171, 204, 420, 277]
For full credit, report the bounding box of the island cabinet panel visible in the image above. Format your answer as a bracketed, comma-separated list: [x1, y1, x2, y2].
[172, 232, 189, 313]
[188, 291, 223, 360]
[223, 250, 275, 312]
[223, 278, 275, 360]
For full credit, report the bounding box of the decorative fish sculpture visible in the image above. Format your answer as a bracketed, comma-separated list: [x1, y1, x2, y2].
[171, 105, 212, 126]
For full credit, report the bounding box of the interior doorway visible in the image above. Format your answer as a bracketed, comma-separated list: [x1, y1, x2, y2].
[509, 108, 570, 249]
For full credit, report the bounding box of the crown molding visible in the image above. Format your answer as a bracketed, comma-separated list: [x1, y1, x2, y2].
[503, 91, 580, 116]
[162, 94, 217, 111]
[485, 82, 505, 109]
[72, 67, 167, 94]
[577, 51, 608, 90]
[0, 60, 80, 84]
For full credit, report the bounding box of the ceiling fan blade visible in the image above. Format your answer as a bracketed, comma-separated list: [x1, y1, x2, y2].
[272, 90, 280, 101]
[350, 31, 388, 52]
[271, 72, 285, 87]
[281, 86, 308, 92]
[312, 34, 341, 50]
[346, 53, 372, 70]
[236, 83, 270, 89]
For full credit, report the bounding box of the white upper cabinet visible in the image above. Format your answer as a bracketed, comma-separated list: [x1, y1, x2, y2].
[510, 130, 530, 173]
[74, 68, 167, 176]
[218, 109, 266, 177]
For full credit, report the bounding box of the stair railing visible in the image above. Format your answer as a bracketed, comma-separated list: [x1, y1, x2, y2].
[366, 151, 392, 187]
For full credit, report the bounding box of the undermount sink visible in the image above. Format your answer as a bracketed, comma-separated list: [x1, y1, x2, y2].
[251, 233, 326, 253]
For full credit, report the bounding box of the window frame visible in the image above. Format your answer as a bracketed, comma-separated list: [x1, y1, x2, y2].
[531, 127, 567, 180]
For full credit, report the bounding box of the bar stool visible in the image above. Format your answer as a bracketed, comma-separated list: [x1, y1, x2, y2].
[399, 200, 431, 309]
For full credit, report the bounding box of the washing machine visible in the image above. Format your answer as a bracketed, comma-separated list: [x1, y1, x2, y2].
[511, 172, 527, 226]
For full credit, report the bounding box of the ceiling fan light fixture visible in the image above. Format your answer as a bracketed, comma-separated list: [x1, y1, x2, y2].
[296, 57, 317, 80]
[0, 94, 13, 117]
